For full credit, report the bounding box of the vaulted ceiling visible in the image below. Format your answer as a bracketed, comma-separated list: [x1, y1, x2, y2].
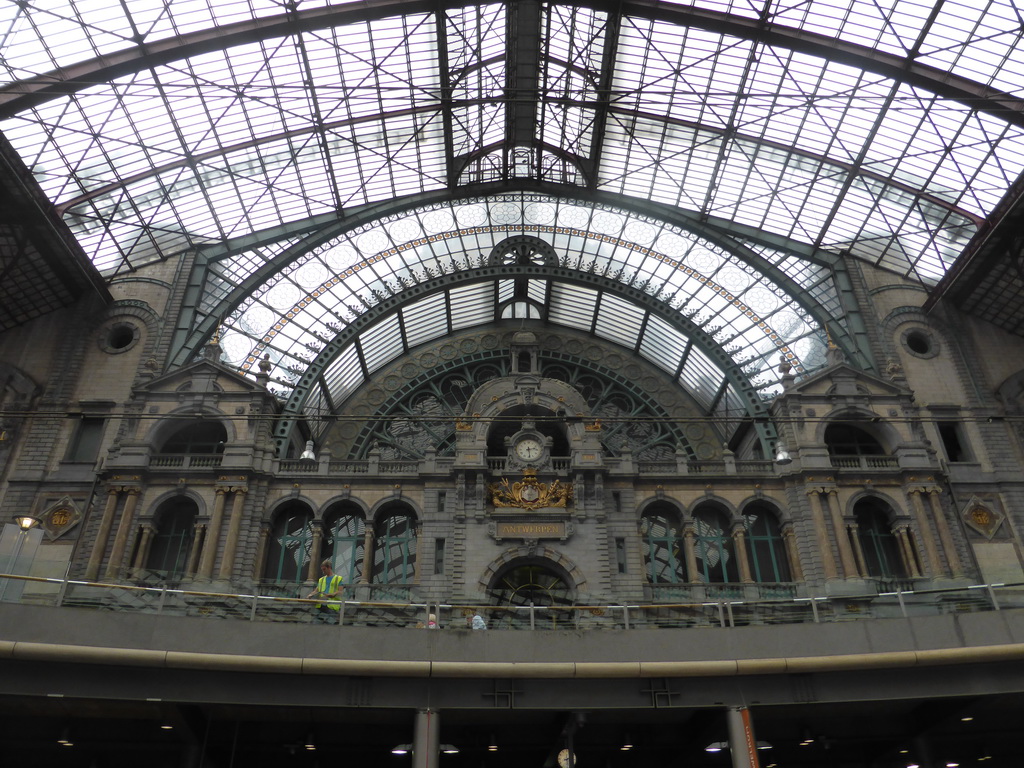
[2, 0, 1023, 440]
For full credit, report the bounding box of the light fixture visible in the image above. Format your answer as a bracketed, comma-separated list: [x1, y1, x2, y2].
[757, 741, 773, 750]
[305, 732, 316, 751]
[620, 733, 633, 751]
[961, 716, 973, 722]
[12, 514, 41, 531]
[705, 741, 728, 753]
[159, 724, 174, 730]
[391, 744, 411, 755]
[774, 444, 792, 465]
[488, 734, 498, 752]
[440, 744, 459, 755]
[299, 440, 317, 462]
[57, 727, 73, 746]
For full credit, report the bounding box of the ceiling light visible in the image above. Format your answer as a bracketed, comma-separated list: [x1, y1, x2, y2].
[160, 724, 173, 730]
[961, 716, 973, 722]
[305, 732, 316, 751]
[440, 744, 459, 754]
[488, 734, 498, 752]
[705, 741, 728, 753]
[774, 444, 792, 465]
[57, 727, 73, 746]
[391, 744, 411, 755]
[757, 741, 773, 750]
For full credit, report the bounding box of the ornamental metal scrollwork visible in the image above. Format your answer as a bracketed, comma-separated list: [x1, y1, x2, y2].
[489, 469, 572, 510]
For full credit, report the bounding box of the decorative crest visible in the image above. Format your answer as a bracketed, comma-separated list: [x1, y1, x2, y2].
[489, 469, 572, 510]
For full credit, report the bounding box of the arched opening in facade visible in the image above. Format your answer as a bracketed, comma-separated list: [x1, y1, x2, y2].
[322, 503, 365, 586]
[825, 423, 887, 457]
[371, 507, 417, 585]
[485, 404, 570, 458]
[854, 499, 909, 581]
[486, 559, 575, 629]
[640, 504, 686, 586]
[743, 503, 792, 584]
[159, 420, 227, 455]
[692, 505, 739, 585]
[144, 497, 197, 582]
[263, 505, 314, 585]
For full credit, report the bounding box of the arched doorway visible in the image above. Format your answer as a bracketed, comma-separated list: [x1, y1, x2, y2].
[486, 560, 574, 629]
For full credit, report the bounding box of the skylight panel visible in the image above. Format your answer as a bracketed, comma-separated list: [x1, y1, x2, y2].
[402, 294, 449, 349]
[360, 314, 404, 373]
[449, 283, 494, 330]
[548, 283, 598, 331]
[678, 345, 722, 411]
[323, 344, 364, 406]
[639, 315, 689, 376]
[595, 293, 645, 348]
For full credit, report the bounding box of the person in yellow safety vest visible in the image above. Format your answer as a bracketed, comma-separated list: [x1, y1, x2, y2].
[306, 559, 343, 622]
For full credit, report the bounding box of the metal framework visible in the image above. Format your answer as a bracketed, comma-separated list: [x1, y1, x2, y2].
[2, 0, 1023, 443]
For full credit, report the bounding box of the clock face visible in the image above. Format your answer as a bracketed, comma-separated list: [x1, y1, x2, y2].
[557, 748, 576, 768]
[514, 437, 542, 461]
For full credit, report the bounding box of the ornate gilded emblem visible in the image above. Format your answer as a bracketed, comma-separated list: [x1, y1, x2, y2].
[489, 469, 572, 510]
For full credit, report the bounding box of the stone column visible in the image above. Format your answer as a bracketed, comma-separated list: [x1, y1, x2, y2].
[824, 490, 858, 578]
[908, 489, 940, 577]
[682, 523, 699, 583]
[732, 524, 753, 583]
[361, 526, 374, 584]
[847, 522, 868, 578]
[928, 489, 964, 577]
[896, 525, 922, 578]
[218, 487, 248, 581]
[197, 488, 228, 580]
[85, 487, 120, 581]
[306, 521, 324, 582]
[252, 524, 270, 581]
[781, 523, 804, 582]
[185, 524, 205, 577]
[131, 524, 156, 575]
[805, 489, 837, 579]
[105, 488, 140, 580]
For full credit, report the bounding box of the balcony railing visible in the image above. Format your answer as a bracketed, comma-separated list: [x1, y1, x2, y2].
[830, 455, 899, 470]
[3, 572, 1021, 631]
[149, 454, 223, 469]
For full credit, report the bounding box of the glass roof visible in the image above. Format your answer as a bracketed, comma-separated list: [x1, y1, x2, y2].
[2, 0, 1023, 433]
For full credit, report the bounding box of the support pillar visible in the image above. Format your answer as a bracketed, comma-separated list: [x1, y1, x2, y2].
[218, 487, 248, 581]
[361, 527, 374, 584]
[726, 706, 760, 768]
[197, 488, 228, 580]
[896, 525, 922, 578]
[908, 489, 940, 577]
[131, 524, 155, 575]
[824, 490, 858, 578]
[185, 524, 205, 577]
[847, 522, 868, 578]
[252, 524, 270, 582]
[306, 522, 324, 582]
[928, 489, 964, 577]
[105, 488, 140, 580]
[412, 708, 440, 768]
[732, 525, 753, 583]
[683, 523, 699, 583]
[85, 487, 120, 581]
[782, 524, 803, 582]
[805, 490, 837, 579]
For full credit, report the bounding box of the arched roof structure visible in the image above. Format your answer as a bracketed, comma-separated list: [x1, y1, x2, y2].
[2, 0, 1023, 446]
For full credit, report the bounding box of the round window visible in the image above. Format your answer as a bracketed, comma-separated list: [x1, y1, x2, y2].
[100, 322, 140, 354]
[901, 328, 938, 359]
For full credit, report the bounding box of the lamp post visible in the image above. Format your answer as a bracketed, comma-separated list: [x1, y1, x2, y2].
[1, 514, 41, 602]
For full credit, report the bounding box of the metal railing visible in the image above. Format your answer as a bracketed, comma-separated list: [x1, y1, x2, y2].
[2, 572, 1022, 631]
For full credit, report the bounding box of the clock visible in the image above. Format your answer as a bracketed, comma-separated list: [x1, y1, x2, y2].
[514, 436, 543, 461]
[557, 748, 576, 768]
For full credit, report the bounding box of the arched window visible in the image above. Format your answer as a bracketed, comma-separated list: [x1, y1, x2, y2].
[824, 423, 885, 456]
[263, 506, 314, 583]
[640, 508, 686, 583]
[160, 420, 227, 454]
[372, 511, 417, 584]
[743, 504, 791, 583]
[323, 506, 365, 585]
[146, 499, 196, 579]
[855, 500, 907, 579]
[692, 507, 738, 583]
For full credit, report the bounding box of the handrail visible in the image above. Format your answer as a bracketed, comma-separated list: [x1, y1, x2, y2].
[2, 572, 1022, 630]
